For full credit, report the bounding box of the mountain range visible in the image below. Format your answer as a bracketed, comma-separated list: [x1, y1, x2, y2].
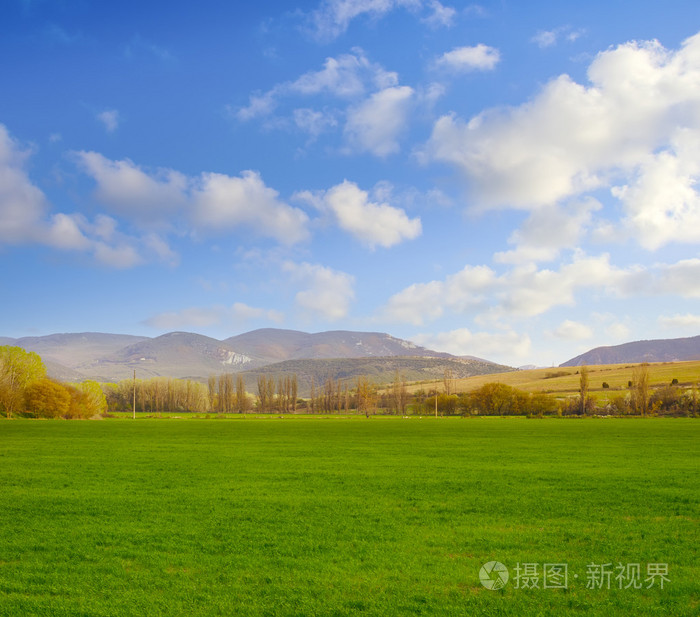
[0, 329, 498, 383]
[560, 334, 700, 366]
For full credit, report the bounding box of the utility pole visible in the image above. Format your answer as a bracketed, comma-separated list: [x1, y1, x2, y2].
[133, 369, 136, 419]
[435, 387, 438, 418]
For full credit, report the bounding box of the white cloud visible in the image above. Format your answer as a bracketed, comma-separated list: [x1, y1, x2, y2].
[423, 32, 700, 223]
[293, 108, 338, 139]
[435, 44, 500, 72]
[381, 264, 495, 325]
[145, 302, 284, 330]
[290, 50, 396, 96]
[532, 30, 557, 49]
[605, 322, 631, 340]
[75, 151, 188, 222]
[97, 109, 120, 133]
[613, 129, 700, 249]
[283, 261, 355, 321]
[382, 253, 635, 326]
[192, 170, 310, 244]
[92, 242, 143, 269]
[301, 180, 421, 248]
[43, 213, 92, 250]
[531, 26, 584, 49]
[344, 85, 414, 156]
[77, 152, 311, 245]
[551, 319, 593, 341]
[306, 0, 420, 41]
[412, 328, 531, 363]
[494, 197, 601, 264]
[0, 125, 150, 268]
[422, 1, 456, 28]
[659, 313, 700, 330]
[0, 124, 48, 243]
[234, 49, 396, 122]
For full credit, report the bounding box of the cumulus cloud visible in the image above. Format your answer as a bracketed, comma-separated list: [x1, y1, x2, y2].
[551, 319, 593, 341]
[494, 197, 601, 264]
[299, 179, 421, 248]
[382, 249, 700, 329]
[344, 85, 414, 156]
[412, 328, 531, 362]
[192, 171, 310, 244]
[145, 302, 284, 330]
[283, 261, 355, 321]
[0, 124, 49, 243]
[97, 109, 120, 132]
[0, 125, 157, 268]
[381, 264, 496, 325]
[75, 151, 188, 223]
[435, 44, 500, 72]
[423, 31, 700, 229]
[77, 152, 310, 245]
[381, 252, 638, 326]
[659, 313, 700, 330]
[613, 129, 700, 249]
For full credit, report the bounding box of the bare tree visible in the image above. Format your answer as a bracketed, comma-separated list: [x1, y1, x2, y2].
[579, 366, 590, 415]
[631, 363, 650, 416]
[443, 368, 455, 396]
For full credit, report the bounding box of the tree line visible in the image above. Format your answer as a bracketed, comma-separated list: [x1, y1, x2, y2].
[3, 344, 697, 418]
[0, 346, 106, 418]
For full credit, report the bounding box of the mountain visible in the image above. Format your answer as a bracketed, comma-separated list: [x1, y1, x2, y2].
[1, 328, 509, 383]
[224, 328, 452, 363]
[560, 334, 700, 367]
[12, 333, 149, 368]
[80, 332, 259, 381]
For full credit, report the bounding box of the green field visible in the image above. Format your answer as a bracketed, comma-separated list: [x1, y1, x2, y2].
[0, 418, 697, 616]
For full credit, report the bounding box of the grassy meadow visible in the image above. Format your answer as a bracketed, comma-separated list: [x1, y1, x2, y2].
[0, 417, 697, 616]
[409, 359, 700, 402]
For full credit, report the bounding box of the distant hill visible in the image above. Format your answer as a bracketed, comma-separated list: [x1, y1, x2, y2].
[561, 335, 700, 367]
[239, 355, 513, 396]
[0, 328, 508, 383]
[81, 332, 260, 381]
[12, 333, 149, 368]
[224, 329, 452, 363]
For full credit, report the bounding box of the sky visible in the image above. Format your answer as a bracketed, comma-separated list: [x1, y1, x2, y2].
[2, 0, 700, 367]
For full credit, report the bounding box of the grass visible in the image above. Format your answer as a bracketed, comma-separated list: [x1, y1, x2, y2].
[0, 417, 698, 616]
[407, 359, 700, 401]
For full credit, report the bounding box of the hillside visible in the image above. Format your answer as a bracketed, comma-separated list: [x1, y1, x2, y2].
[224, 329, 451, 363]
[561, 335, 700, 366]
[239, 355, 513, 396]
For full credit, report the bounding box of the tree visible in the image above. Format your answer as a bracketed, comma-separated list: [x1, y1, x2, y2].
[24, 378, 71, 418]
[0, 346, 46, 417]
[356, 376, 377, 418]
[71, 380, 107, 416]
[443, 368, 455, 396]
[291, 375, 298, 413]
[391, 370, 408, 415]
[579, 366, 590, 415]
[236, 375, 249, 413]
[631, 363, 650, 416]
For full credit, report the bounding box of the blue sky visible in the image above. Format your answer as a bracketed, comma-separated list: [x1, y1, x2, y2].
[2, 0, 700, 366]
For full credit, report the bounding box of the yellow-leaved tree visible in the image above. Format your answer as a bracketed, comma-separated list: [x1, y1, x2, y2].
[0, 346, 46, 418]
